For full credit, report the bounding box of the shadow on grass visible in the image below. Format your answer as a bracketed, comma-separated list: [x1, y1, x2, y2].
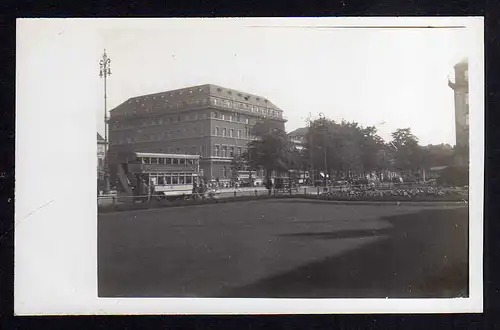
[215, 207, 469, 298]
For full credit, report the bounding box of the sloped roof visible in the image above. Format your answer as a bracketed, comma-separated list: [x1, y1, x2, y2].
[97, 132, 105, 141]
[110, 84, 281, 114]
[287, 127, 308, 136]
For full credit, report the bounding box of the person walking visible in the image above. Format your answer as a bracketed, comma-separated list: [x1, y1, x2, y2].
[266, 176, 273, 195]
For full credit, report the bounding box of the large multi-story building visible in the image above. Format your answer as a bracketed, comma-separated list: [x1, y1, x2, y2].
[448, 59, 469, 165]
[108, 84, 286, 182]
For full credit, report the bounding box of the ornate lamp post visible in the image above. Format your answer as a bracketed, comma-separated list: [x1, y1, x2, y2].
[99, 49, 112, 193]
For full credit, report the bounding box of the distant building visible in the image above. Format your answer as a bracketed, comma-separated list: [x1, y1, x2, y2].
[287, 127, 308, 151]
[108, 84, 286, 182]
[97, 132, 106, 180]
[448, 59, 469, 165]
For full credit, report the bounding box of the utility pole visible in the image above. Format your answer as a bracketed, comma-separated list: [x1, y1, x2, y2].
[319, 113, 328, 189]
[307, 112, 314, 185]
[99, 49, 112, 193]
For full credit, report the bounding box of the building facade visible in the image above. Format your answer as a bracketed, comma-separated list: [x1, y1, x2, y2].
[448, 59, 469, 166]
[287, 127, 307, 151]
[108, 84, 286, 182]
[97, 132, 107, 181]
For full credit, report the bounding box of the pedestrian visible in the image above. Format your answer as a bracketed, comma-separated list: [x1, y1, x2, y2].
[192, 181, 198, 200]
[266, 177, 273, 195]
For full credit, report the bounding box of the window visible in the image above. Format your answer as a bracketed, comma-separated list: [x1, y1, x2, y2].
[158, 176, 165, 185]
[245, 118, 249, 124]
[172, 175, 178, 184]
[186, 175, 192, 184]
[229, 129, 234, 137]
[166, 158, 172, 164]
[214, 145, 220, 157]
[229, 147, 234, 158]
[215, 127, 219, 136]
[159, 158, 165, 164]
[173, 158, 179, 164]
[237, 130, 242, 138]
[222, 146, 227, 158]
[222, 128, 227, 137]
[188, 159, 194, 165]
[165, 175, 172, 184]
[179, 175, 185, 184]
[143, 157, 151, 164]
[180, 158, 186, 165]
[222, 166, 227, 178]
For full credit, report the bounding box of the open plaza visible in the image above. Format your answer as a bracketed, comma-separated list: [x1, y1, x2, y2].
[98, 199, 468, 298]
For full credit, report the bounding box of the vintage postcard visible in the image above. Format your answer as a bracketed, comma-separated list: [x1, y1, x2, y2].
[15, 17, 483, 315]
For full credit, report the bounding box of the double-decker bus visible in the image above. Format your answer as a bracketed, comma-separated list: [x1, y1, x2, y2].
[110, 151, 200, 200]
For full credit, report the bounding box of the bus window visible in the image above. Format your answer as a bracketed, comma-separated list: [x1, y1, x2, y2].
[158, 176, 165, 185]
[173, 158, 179, 165]
[159, 158, 165, 164]
[151, 158, 158, 164]
[186, 175, 192, 184]
[166, 158, 172, 164]
[180, 158, 186, 165]
[143, 158, 151, 164]
[179, 175, 185, 184]
[172, 176, 178, 184]
[187, 159, 194, 165]
[165, 175, 172, 184]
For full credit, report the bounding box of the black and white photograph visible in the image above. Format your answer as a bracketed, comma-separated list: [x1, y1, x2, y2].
[15, 17, 484, 315]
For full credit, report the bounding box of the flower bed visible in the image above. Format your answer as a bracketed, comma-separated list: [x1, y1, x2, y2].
[98, 192, 468, 213]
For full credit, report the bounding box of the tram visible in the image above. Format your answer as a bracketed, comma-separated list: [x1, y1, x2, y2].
[110, 151, 200, 200]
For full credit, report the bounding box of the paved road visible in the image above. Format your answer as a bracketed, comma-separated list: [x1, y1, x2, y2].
[98, 199, 468, 298]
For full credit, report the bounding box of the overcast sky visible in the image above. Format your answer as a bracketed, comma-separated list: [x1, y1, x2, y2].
[93, 19, 470, 146]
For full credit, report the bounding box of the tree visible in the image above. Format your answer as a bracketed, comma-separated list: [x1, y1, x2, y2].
[390, 128, 424, 178]
[230, 154, 247, 181]
[303, 117, 386, 179]
[230, 154, 246, 173]
[243, 128, 293, 177]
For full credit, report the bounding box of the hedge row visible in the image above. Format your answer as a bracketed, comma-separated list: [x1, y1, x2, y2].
[98, 193, 468, 213]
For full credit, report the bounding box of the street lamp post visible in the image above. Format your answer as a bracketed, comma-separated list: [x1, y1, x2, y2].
[319, 113, 328, 190]
[99, 49, 112, 193]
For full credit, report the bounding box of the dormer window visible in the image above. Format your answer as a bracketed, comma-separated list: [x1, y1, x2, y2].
[217, 88, 222, 92]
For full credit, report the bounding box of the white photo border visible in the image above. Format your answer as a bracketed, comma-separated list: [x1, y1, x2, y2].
[14, 17, 484, 315]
